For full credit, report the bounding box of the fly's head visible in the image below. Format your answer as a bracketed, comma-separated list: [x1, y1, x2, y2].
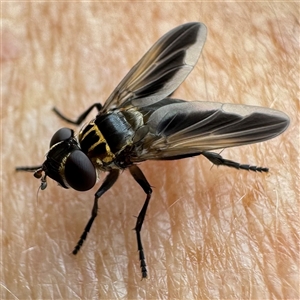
[35, 128, 97, 192]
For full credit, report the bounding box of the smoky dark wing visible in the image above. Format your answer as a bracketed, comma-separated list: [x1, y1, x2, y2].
[101, 22, 207, 112]
[133, 100, 290, 160]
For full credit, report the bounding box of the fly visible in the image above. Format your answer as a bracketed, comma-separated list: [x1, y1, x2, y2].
[16, 22, 290, 278]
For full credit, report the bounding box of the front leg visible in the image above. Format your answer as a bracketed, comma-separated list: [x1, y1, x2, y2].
[72, 169, 119, 254]
[53, 103, 102, 125]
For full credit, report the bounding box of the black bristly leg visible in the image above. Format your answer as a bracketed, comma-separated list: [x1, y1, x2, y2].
[72, 169, 119, 255]
[16, 165, 43, 172]
[53, 103, 103, 125]
[202, 151, 269, 172]
[129, 165, 152, 279]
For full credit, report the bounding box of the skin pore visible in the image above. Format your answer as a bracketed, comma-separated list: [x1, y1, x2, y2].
[2, 2, 298, 299]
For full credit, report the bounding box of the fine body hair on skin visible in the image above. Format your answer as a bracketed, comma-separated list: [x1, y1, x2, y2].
[2, 2, 298, 299]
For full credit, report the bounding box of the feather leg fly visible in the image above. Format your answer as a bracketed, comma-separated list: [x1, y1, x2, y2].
[16, 22, 289, 278]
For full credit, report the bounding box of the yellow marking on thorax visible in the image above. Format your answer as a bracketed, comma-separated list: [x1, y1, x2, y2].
[80, 122, 115, 165]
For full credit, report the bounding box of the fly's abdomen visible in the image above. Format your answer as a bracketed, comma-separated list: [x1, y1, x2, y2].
[78, 112, 135, 166]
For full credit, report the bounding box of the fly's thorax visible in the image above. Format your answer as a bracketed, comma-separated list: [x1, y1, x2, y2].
[78, 110, 145, 168]
[78, 121, 115, 167]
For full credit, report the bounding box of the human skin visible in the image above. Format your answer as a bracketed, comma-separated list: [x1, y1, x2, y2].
[2, 2, 299, 299]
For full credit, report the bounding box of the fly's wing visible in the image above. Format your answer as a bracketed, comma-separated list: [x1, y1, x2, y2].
[133, 99, 290, 160]
[101, 22, 207, 112]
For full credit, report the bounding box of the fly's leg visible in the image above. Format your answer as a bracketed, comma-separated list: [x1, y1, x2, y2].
[53, 103, 103, 125]
[202, 151, 269, 172]
[129, 165, 152, 279]
[73, 169, 119, 254]
[16, 166, 43, 172]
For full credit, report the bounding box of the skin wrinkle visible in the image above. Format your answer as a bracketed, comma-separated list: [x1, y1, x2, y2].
[2, 2, 299, 299]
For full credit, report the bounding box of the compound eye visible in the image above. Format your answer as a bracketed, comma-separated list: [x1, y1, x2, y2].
[50, 128, 73, 147]
[64, 150, 96, 191]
